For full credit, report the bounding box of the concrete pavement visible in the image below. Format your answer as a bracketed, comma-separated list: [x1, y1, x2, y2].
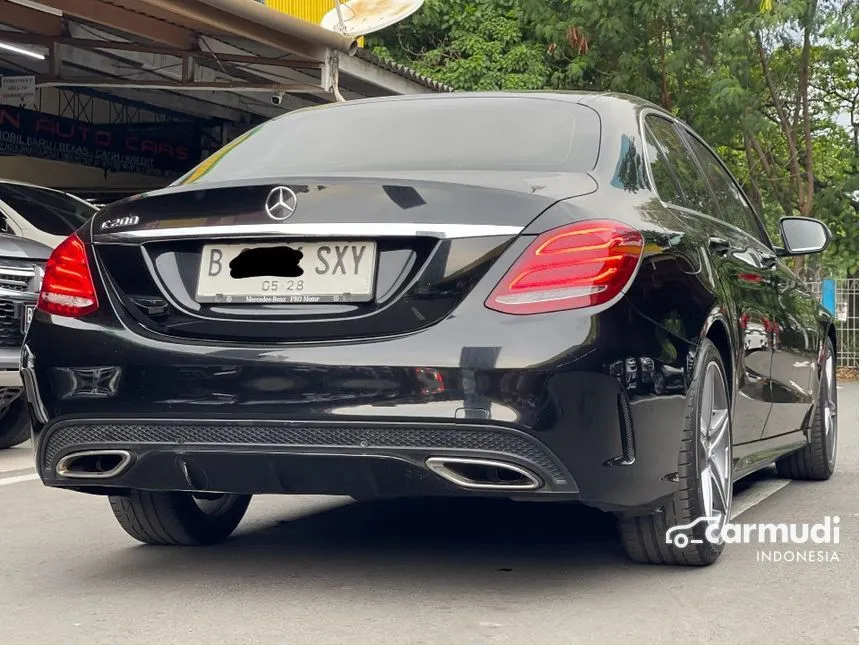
[1, 384, 857, 644]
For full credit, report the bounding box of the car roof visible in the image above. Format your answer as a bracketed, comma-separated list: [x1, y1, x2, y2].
[267, 90, 673, 126]
[287, 90, 667, 111]
[0, 178, 77, 195]
[0, 179, 97, 206]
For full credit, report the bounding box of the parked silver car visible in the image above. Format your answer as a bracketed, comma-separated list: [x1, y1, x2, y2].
[0, 180, 98, 448]
[0, 234, 49, 447]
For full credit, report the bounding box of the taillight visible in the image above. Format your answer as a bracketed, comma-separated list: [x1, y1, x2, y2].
[485, 219, 644, 315]
[37, 233, 99, 317]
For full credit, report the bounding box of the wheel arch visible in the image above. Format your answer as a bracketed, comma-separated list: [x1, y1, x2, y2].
[700, 312, 735, 403]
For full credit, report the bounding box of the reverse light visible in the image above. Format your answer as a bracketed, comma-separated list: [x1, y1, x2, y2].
[485, 220, 644, 315]
[37, 233, 99, 317]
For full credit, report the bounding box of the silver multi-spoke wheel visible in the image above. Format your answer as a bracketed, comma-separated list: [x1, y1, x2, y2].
[699, 362, 732, 534]
[776, 338, 838, 481]
[822, 350, 837, 469]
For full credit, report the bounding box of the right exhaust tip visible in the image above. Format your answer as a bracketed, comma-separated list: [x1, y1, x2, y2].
[426, 457, 542, 491]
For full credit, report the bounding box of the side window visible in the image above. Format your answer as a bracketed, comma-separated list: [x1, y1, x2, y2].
[643, 124, 685, 205]
[644, 116, 719, 216]
[681, 131, 766, 242]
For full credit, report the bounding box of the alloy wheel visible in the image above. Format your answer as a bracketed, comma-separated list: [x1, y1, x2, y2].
[823, 349, 838, 469]
[698, 362, 732, 537]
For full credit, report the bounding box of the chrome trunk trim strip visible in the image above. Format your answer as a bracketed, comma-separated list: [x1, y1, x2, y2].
[95, 222, 524, 242]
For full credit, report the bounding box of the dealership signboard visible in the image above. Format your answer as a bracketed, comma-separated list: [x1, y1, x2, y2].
[0, 105, 200, 178]
[0, 76, 36, 108]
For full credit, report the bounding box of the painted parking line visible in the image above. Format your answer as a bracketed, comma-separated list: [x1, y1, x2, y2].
[0, 463, 35, 474]
[730, 479, 791, 519]
[0, 473, 39, 486]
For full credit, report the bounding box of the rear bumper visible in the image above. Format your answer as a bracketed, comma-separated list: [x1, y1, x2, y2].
[23, 286, 696, 512]
[37, 418, 579, 499]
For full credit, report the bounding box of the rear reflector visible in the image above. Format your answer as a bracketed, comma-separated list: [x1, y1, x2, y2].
[486, 220, 644, 315]
[37, 233, 99, 318]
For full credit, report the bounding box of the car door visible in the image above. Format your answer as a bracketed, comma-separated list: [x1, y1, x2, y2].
[677, 130, 818, 439]
[642, 115, 774, 446]
[759, 259, 821, 437]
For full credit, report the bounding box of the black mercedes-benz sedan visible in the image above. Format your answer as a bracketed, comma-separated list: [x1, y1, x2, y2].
[22, 92, 838, 565]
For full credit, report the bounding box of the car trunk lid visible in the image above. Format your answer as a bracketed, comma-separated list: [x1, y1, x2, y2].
[91, 174, 597, 343]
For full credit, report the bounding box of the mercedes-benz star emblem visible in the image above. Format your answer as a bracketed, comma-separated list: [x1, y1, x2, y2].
[264, 186, 298, 221]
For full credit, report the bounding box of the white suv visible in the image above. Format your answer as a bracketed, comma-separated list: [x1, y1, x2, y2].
[0, 180, 98, 249]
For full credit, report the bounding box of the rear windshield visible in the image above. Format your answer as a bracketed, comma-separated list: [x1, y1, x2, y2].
[176, 97, 600, 185]
[0, 184, 97, 235]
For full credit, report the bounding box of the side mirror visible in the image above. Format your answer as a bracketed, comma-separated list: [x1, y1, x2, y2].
[778, 217, 831, 255]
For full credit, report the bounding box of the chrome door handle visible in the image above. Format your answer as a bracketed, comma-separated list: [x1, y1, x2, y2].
[708, 237, 730, 256]
[759, 252, 777, 269]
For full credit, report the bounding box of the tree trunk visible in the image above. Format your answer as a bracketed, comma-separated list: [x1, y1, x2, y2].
[743, 133, 766, 214]
[796, 0, 818, 217]
[658, 23, 671, 110]
[746, 129, 795, 219]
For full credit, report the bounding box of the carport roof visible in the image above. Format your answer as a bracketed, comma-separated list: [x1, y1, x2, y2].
[353, 48, 452, 94]
[0, 0, 450, 113]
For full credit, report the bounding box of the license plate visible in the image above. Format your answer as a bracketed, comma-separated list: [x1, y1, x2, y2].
[196, 241, 377, 304]
[21, 305, 34, 333]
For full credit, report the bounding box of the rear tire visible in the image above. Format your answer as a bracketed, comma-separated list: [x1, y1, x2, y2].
[776, 338, 837, 481]
[617, 339, 733, 566]
[0, 397, 30, 450]
[108, 490, 251, 546]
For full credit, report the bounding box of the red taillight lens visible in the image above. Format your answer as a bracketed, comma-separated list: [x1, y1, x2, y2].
[485, 220, 644, 315]
[37, 233, 99, 317]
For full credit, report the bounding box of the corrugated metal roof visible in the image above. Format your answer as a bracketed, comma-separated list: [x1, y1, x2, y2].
[355, 48, 453, 93]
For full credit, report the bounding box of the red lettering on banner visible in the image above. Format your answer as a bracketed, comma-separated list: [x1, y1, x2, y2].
[0, 106, 196, 172]
[0, 108, 21, 129]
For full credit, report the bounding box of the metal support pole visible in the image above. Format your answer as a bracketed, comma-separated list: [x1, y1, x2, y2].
[50, 42, 62, 77]
[181, 54, 196, 83]
[322, 48, 345, 102]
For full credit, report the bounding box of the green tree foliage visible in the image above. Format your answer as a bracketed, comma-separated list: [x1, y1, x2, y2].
[369, 0, 858, 276]
[368, 0, 548, 90]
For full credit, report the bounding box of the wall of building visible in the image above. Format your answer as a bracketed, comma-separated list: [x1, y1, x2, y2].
[264, 0, 365, 46]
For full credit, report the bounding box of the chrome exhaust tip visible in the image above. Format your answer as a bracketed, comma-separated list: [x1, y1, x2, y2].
[425, 457, 542, 491]
[56, 450, 132, 479]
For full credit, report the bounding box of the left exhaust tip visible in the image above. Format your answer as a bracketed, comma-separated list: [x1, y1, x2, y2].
[56, 450, 132, 479]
